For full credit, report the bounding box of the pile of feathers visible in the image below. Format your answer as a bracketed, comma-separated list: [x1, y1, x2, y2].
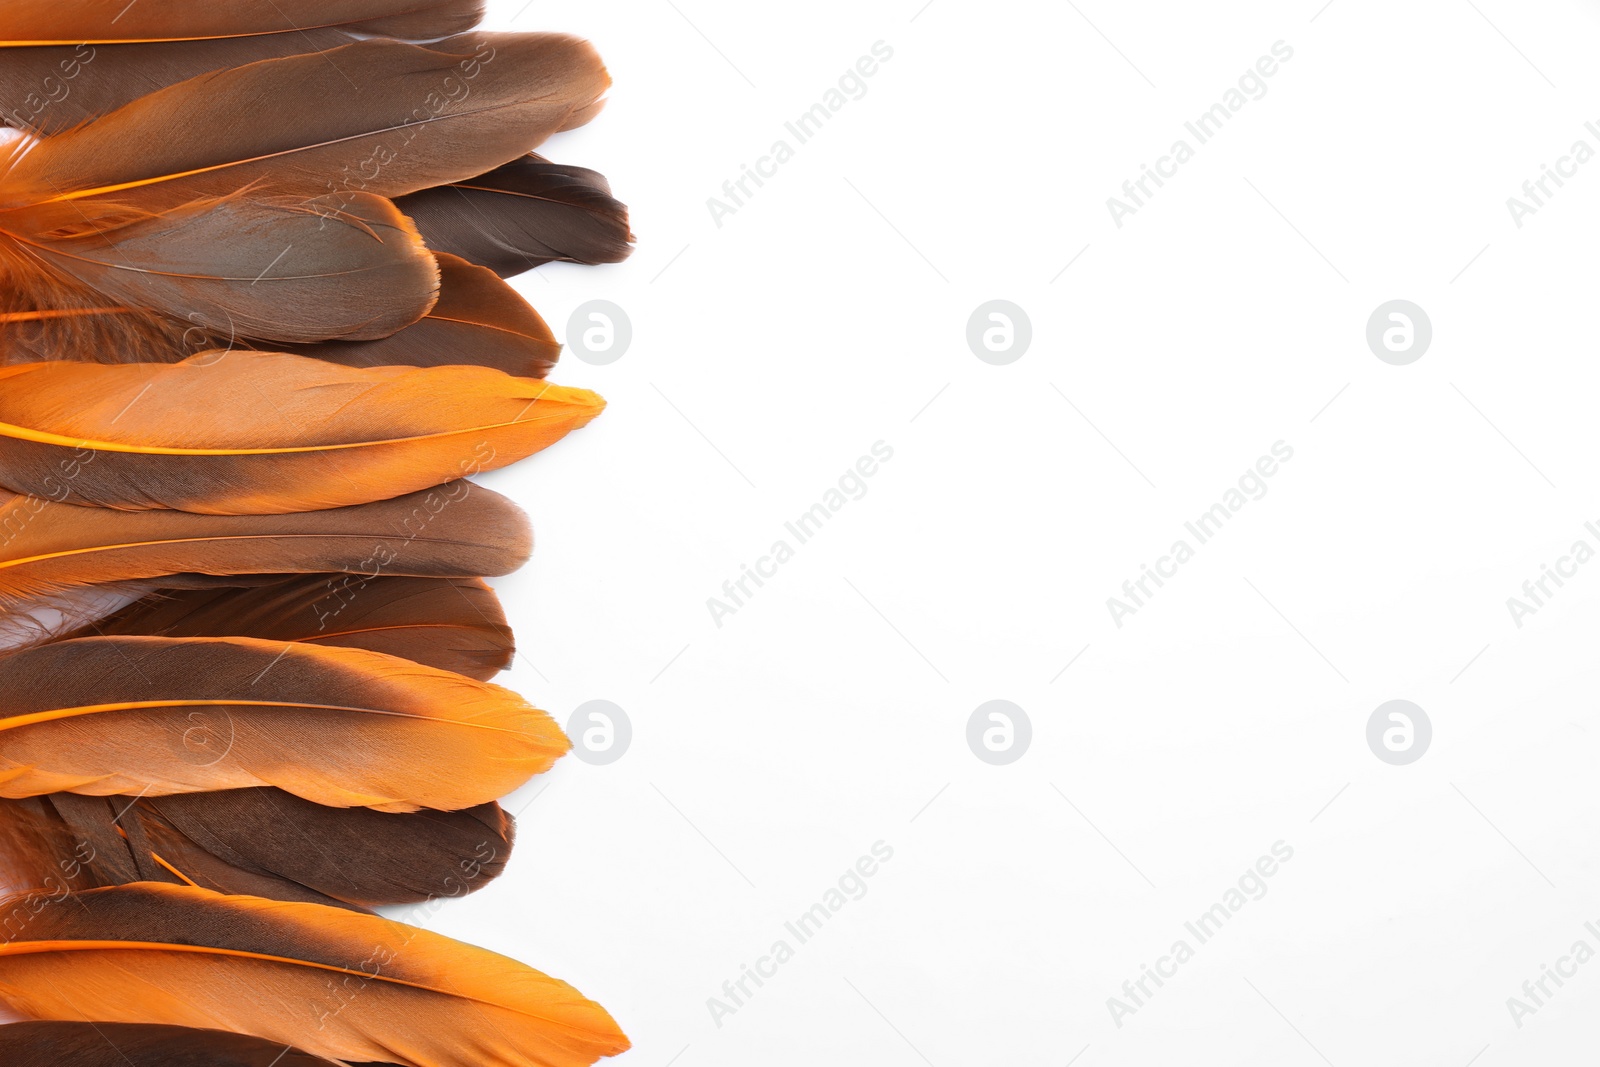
[0, 1, 634, 1064]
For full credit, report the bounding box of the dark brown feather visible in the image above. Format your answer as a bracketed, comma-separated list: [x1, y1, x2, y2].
[398, 155, 634, 277]
[0, 1021, 347, 1067]
[149, 790, 515, 907]
[0, 790, 514, 909]
[286, 252, 561, 376]
[0, 796, 103, 893]
[68, 574, 515, 681]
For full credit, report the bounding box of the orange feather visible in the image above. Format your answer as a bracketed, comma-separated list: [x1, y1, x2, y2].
[0, 882, 630, 1066]
[0, 354, 602, 513]
[0, 636, 567, 811]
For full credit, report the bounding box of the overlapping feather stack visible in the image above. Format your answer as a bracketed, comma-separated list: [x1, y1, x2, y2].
[0, 2, 633, 1064]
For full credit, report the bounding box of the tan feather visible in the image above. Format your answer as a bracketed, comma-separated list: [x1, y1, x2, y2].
[0, 480, 532, 611]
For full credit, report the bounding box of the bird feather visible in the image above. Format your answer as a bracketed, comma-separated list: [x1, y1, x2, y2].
[0, 882, 630, 1066]
[0, 351, 603, 513]
[0, 635, 566, 811]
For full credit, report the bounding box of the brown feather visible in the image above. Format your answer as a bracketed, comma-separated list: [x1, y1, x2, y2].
[67, 574, 515, 680]
[145, 790, 515, 907]
[287, 252, 562, 376]
[0, 1021, 347, 1067]
[397, 155, 634, 277]
[1, 33, 355, 134]
[0, 25, 622, 142]
[0, 252, 557, 374]
[0, 1, 484, 45]
[0, 789, 514, 909]
[0, 796, 100, 894]
[0, 34, 602, 349]
[2, 192, 440, 348]
[1, 36, 610, 222]
[0, 480, 532, 612]
[0, 275, 203, 366]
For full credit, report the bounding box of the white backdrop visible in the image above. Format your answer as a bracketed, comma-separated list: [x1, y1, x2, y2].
[422, 1, 1600, 1064]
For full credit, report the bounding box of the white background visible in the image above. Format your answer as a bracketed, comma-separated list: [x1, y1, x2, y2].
[419, 1, 1600, 1064]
